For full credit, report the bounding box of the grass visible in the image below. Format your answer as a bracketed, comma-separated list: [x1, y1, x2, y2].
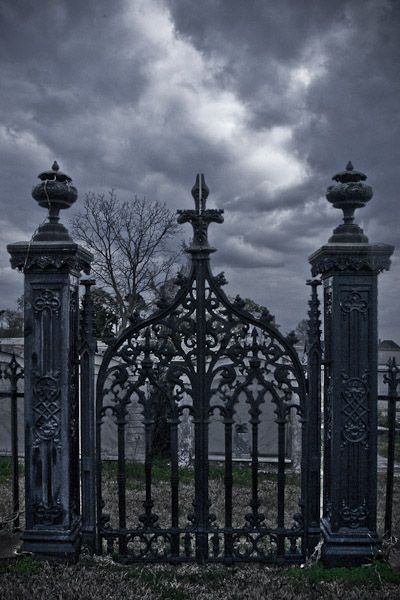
[0, 555, 43, 577]
[0, 458, 399, 599]
[286, 560, 400, 585]
[124, 565, 227, 599]
[99, 458, 301, 532]
[378, 432, 400, 462]
[0, 457, 12, 485]
[0, 556, 399, 599]
[101, 459, 300, 487]
[0, 457, 23, 485]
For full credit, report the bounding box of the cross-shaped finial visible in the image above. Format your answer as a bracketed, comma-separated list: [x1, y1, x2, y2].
[177, 173, 223, 254]
[191, 173, 209, 213]
[384, 357, 400, 396]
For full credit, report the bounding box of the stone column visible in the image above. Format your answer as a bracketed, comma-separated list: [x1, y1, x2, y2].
[309, 162, 394, 567]
[7, 162, 92, 561]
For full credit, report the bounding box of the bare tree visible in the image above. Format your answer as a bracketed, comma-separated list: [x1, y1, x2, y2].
[71, 191, 181, 332]
[294, 318, 308, 345]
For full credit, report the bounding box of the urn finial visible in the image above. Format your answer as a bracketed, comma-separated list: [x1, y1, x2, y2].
[31, 161, 78, 242]
[326, 162, 373, 243]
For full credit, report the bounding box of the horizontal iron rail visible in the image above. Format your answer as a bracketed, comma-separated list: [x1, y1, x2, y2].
[99, 526, 305, 564]
[100, 527, 305, 535]
[105, 556, 305, 565]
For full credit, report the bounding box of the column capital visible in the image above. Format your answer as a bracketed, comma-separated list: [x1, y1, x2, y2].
[7, 240, 92, 275]
[309, 242, 394, 278]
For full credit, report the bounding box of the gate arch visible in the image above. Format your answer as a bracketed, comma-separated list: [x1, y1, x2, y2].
[95, 174, 312, 563]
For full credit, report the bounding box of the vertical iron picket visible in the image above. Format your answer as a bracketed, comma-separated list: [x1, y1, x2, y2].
[80, 279, 96, 551]
[5, 355, 24, 531]
[383, 357, 400, 538]
[170, 397, 180, 557]
[306, 279, 322, 555]
[223, 413, 233, 558]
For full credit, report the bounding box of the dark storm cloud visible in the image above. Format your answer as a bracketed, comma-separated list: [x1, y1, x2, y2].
[0, 0, 398, 338]
[166, 0, 400, 335]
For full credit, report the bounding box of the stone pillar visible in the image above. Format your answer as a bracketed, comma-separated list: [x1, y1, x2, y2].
[7, 162, 92, 561]
[309, 162, 394, 567]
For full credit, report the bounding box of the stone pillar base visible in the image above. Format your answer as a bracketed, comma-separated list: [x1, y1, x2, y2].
[81, 527, 96, 553]
[20, 518, 81, 563]
[307, 526, 322, 557]
[321, 519, 380, 568]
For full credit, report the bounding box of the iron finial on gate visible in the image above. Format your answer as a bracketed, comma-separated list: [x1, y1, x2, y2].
[191, 173, 209, 213]
[306, 279, 322, 353]
[177, 174, 224, 254]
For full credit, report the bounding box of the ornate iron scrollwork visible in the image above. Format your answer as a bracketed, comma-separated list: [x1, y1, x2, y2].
[95, 174, 308, 563]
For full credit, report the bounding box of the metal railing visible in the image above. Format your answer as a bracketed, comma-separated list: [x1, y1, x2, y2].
[0, 353, 24, 531]
[378, 356, 400, 539]
[0, 347, 399, 547]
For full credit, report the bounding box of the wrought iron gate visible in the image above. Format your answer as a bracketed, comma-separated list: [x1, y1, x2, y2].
[94, 175, 320, 563]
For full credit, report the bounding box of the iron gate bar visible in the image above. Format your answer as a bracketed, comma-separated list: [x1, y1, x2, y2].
[305, 279, 322, 554]
[80, 278, 97, 550]
[95, 174, 312, 563]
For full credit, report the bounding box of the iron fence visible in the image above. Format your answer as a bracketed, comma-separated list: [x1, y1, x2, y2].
[0, 353, 24, 531]
[378, 356, 400, 539]
[1, 342, 399, 547]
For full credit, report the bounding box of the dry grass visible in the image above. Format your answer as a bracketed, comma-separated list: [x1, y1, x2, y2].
[100, 462, 301, 531]
[0, 459, 400, 599]
[1, 555, 400, 599]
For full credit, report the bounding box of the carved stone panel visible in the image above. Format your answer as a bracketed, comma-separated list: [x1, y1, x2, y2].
[33, 289, 61, 316]
[340, 289, 368, 321]
[340, 372, 369, 449]
[32, 373, 61, 447]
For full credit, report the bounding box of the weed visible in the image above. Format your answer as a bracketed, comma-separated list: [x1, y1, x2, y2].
[102, 458, 300, 488]
[0, 555, 43, 577]
[285, 560, 400, 585]
[0, 457, 23, 485]
[0, 457, 12, 485]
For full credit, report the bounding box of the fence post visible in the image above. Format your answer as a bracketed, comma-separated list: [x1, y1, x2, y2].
[309, 162, 394, 567]
[306, 279, 322, 555]
[7, 161, 92, 561]
[383, 357, 400, 538]
[80, 278, 96, 551]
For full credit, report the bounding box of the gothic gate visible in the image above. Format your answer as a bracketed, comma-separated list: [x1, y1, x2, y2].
[94, 175, 321, 564]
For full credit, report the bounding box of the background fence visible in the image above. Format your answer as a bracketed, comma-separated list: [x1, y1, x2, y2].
[0, 351, 24, 532]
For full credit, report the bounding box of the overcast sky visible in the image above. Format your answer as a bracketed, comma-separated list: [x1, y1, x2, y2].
[0, 0, 399, 340]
